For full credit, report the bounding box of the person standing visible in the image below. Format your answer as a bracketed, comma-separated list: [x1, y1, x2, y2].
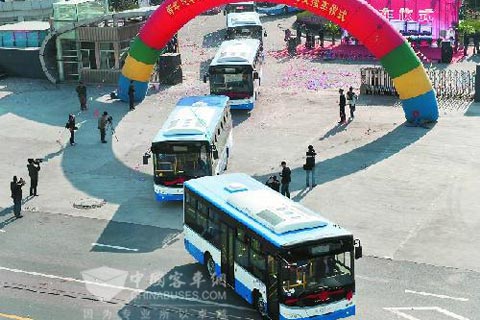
[128, 80, 135, 111]
[346, 86, 357, 120]
[279, 161, 291, 199]
[66, 114, 76, 146]
[27, 159, 40, 196]
[304, 145, 316, 188]
[338, 88, 346, 124]
[11, 176, 25, 218]
[98, 111, 108, 143]
[76, 81, 87, 111]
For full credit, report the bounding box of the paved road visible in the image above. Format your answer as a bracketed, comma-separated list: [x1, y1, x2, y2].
[1, 211, 478, 320]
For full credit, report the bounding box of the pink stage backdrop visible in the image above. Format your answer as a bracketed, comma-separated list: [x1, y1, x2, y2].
[366, 0, 460, 39]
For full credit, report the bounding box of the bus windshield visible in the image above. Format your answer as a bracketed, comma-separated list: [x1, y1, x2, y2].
[153, 144, 210, 186]
[209, 67, 253, 98]
[226, 4, 255, 13]
[227, 26, 263, 41]
[280, 242, 354, 305]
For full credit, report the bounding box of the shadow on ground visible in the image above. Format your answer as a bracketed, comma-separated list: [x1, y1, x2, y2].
[202, 29, 226, 48]
[117, 263, 259, 320]
[252, 122, 434, 201]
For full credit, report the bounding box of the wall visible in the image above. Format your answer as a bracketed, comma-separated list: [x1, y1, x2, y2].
[0, 47, 46, 78]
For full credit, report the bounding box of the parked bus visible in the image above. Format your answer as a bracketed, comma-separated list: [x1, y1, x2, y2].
[226, 12, 267, 45]
[204, 39, 263, 110]
[147, 96, 233, 201]
[224, 1, 256, 15]
[256, 3, 300, 15]
[184, 173, 363, 320]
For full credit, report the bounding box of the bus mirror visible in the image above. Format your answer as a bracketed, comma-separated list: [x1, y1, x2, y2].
[143, 153, 151, 165]
[253, 71, 259, 80]
[203, 73, 208, 83]
[354, 239, 363, 259]
[213, 150, 219, 160]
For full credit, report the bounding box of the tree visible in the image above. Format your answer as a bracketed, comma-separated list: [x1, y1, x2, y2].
[109, 0, 138, 12]
[324, 21, 341, 45]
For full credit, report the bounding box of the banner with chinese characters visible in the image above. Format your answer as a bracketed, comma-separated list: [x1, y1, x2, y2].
[367, 0, 460, 38]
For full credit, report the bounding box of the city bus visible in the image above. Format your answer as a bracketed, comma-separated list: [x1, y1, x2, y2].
[224, 1, 256, 15]
[204, 39, 263, 110]
[256, 3, 301, 15]
[183, 173, 363, 320]
[226, 12, 267, 45]
[147, 95, 233, 201]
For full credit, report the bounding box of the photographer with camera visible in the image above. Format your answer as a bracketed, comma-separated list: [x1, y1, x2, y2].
[65, 114, 77, 146]
[27, 158, 41, 196]
[10, 176, 26, 218]
[98, 111, 111, 143]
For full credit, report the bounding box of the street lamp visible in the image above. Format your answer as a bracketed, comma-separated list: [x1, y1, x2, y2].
[403, 0, 408, 34]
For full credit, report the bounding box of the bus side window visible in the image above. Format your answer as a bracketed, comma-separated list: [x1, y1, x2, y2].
[197, 201, 209, 235]
[235, 228, 250, 268]
[250, 238, 266, 281]
[206, 208, 221, 246]
[185, 191, 197, 227]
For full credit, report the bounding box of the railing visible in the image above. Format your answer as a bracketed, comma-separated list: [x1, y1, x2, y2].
[80, 69, 120, 84]
[360, 67, 476, 100]
[77, 23, 142, 42]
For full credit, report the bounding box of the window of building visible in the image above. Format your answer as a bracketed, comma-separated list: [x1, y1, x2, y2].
[80, 42, 96, 69]
[99, 42, 115, 69]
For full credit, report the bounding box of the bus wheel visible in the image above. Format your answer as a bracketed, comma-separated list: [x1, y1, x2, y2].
[254, 293, 267, 317]
[206, 254, 216, 277]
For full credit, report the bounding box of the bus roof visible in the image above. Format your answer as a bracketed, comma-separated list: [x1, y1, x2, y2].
[185, 173, 352, 248]
[152, 95, 229, 144]
[227, 12, 262, 28]
[210, 39, 261, 67]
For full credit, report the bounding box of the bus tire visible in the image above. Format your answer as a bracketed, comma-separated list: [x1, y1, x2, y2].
[205, 253, 216, 278]
[253, 291, 267, 318]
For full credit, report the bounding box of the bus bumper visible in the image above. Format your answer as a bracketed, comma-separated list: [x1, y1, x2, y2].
[229, 100, 254, 110]
[155, 193, 183, 201]
[279, 302, 355, 320]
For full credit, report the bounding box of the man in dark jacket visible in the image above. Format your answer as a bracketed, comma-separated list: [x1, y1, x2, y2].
[66, 114, 76, 146]
[27, 159, 40, 196]
[279, 161, 291, 198]
[338, 88, 346, 124]
[305, 145, 316, 188]
[76, 81, 87, 111]
[128, 80, 135, 111]
[98, 111, 109, 143]
[11, 176, 25, 218]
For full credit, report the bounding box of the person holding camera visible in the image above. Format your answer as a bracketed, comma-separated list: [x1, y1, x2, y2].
[266, 175, 280, 192]
[27, 159, 41, 196]
[304, 145, 316, 189]
[66, 114, 77, 146]
[10, 176, 25, 218]
[98, 111, 109, 143]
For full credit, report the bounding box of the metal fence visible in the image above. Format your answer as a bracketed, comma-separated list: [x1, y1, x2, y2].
[360, 67, 476, 100]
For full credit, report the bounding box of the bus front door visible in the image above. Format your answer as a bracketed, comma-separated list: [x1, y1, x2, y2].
[267, 255, 280, 318]
[220, 222, 235, 286]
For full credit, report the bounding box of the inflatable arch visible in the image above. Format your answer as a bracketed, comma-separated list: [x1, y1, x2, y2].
[119, 0, 439, 122]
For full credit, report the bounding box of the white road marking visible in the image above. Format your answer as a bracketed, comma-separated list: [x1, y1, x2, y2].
[405, 289, 469, 302]
[91, 243, 139, 252]
[0, 230, 5, 233]
[384, 307, 470, 320]
[0, 266, 252, 311]
[356, 275, 390, 283]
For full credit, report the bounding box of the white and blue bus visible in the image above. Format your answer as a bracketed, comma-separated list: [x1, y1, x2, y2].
[148, 96, 233, 201]
[256, 3, 301, 15]
[204, 39, 263, 110]
[184, 173, 363, 320]
[226, 12, 267, 45]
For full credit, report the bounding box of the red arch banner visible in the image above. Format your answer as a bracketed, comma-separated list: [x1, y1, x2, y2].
[119, 0, 439, 123]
